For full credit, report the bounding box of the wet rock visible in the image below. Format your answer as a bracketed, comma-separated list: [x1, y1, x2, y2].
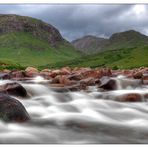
[82, 70, 98, 78]
[66, 84, 81, 91]
[49, 84, 80, 92]
[51, 75, 74, 86]
[133, 72, 143, 79]
[116, 93, 142, 102]
[144, 93, 148, 99]
[119, 78, 142, 89]
[39, 72, 50, 80]
[80, 77, 95, 86]
[142, 75, 148, 85]
[99, 77, 117, 91]
[49, 70, 61, 78]
[0, 73, 11, 80]
[102, 68, 112, 77]
[60, 67, 71, 75]
[68, 73, 83, 81]
[10, 70, 26, 79]
[0, 94, 30, 122]
[25, 67, 38, 77]
[0, 82, 28, 97]
[94, 79, 101, 85]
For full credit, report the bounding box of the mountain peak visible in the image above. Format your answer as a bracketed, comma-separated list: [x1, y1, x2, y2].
[72, 35, 108, 54]
[110, 30, 147, 42]
[72, 29, 148, 54]
[0, 14, 64, 47]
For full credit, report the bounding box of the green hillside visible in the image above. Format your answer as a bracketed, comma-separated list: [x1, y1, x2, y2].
[41, 46, 148, 69]
[0, 32, 81, 67]
[0, 14, 82, 69]
[103, 30, 148, 52]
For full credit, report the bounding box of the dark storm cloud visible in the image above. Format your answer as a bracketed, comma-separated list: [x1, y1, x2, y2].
[0, 4, 148, 41]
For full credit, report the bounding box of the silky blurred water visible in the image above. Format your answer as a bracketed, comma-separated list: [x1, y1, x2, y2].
[0, 76, 148, 144]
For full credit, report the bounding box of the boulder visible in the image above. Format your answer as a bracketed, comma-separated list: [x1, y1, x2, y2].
[0, 73, 11, 80]
[49, 69, 61, 78]
[116, 93, 142, 102]
[39, 72, 51, 79]
[0, 82, 28, 97]
[58, 75, 73, 85]
[99, 77, 117, 91]
[60, 67, 71, 75]
[144, 93, 148, 99]
[25, 67, 38, 77]
[101, 68, 112, 76]
[133, 72, 143, 79]
[51, 75, 73, 86]
[68, 73, 83, 81]
[49, 83, 65, 87]
[49, 84, 83, 92]
[0, 94, 30, 122]
[10, 70, 26, 79]
[80, 77, 95, 86]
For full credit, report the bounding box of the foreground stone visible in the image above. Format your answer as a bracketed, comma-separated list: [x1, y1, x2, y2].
[99, 77, 117, 91]
[0, 73, 11, 80]
[116, 93, 142, 102]
[0, 94, 30, 122]
[25, 67, 38, 77]
[10, 70, 26, 79]
[0, 82, 28, 98]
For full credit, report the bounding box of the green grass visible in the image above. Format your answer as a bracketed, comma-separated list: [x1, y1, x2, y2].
[0, 32, 81, 67]
[0, 31, 147, 70]
[40, 46, 148, 70]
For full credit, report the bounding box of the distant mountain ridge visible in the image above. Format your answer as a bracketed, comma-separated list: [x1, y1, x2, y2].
[72, 30, 148, 54]
[72, 35, 108, 54]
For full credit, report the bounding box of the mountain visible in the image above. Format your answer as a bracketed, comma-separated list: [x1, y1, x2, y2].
[44, 30, 148, 69]
[72, 30, 148, 54]
[72, 35, 108, 54]
[0, 14, 81, 67]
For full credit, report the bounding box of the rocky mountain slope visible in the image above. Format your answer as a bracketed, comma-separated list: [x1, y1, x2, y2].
[72, 35, 108, 54]
[72, 30, 148, 54]
[0, 14, 81, 67]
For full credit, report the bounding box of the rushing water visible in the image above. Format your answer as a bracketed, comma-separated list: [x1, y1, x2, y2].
[0, 76, 148, 144]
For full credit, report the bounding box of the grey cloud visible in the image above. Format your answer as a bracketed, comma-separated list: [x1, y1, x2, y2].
[0, 4, 148, 41]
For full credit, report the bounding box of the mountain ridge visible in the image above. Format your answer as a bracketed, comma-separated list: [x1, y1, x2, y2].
[72, 30, 148, 54]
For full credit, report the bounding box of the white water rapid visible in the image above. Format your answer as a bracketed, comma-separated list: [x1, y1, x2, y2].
[0, 75, 148, 144]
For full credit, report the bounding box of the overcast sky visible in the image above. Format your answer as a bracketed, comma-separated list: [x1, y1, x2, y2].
[0, 4, 148, 41]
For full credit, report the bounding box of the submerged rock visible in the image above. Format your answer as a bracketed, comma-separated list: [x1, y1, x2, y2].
[0, 82, 28, 98]
[0, 94, 30, 122]
[116, 93, 142, 102]
[142, 75, 148, 85]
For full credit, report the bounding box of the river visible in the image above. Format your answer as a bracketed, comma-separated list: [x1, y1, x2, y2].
[0, 75, 148, 144]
